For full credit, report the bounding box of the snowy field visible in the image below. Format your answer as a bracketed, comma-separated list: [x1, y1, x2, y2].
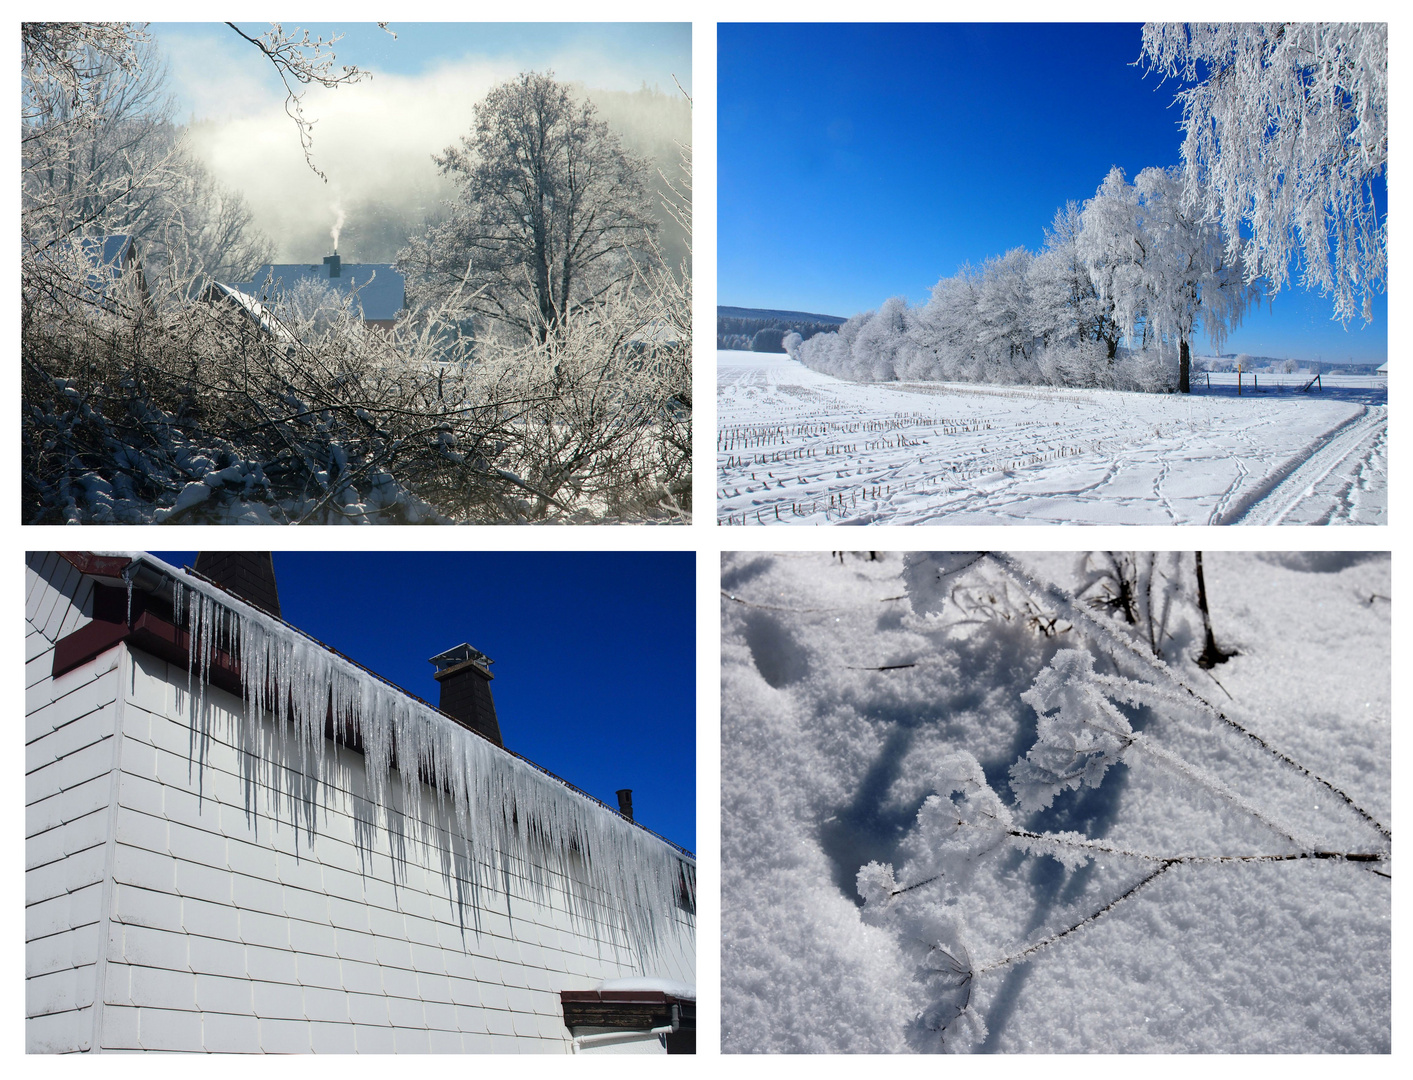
[716, 350, 1387, 525]
[721, 551, 1390, 1053]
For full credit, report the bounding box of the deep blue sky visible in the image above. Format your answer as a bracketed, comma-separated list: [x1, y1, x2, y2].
[719, 23, 1387, 363]
[152, 551, 695, 854]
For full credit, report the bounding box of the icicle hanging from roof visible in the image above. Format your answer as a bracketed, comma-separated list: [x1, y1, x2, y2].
[161, 558, 688, 957]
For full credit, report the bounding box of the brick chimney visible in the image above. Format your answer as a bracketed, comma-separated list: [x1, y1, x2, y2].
[616, 789, 634, 821]
[429, 644, 503, 747]
[193, 552, 281, 618]
[324, 253, 341, 278]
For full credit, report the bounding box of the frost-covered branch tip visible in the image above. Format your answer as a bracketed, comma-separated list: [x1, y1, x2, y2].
[225, 22, 374, 182]
[987, 553, 1391, 842]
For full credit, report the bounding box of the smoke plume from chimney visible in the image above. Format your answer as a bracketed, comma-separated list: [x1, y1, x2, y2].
[330, 201, 346, 252]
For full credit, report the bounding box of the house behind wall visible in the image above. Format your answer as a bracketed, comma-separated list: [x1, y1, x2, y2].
[25, 552, 695, 1053]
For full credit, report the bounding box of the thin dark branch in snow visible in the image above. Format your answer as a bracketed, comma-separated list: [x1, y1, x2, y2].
[1201, 665, 1234, 700]
[987, 552, 1392, 842]
[720, 589, 907, 615]
[890, 873, 943, 896]
[890, 827, 1388, 899]
[843, 662, 917, 671]
[970, 847, 1390, 977]
[1007, 824, 1387, 870]
[977, 864, 1174, 974]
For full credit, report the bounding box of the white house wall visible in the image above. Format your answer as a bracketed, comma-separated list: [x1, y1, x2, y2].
[25, 553, 119, 1053]
[42, 639, 693, 1053]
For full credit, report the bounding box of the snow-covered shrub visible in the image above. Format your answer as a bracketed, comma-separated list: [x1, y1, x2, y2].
[751, 327, 788, 352]
[796, 325, 850, 377]
[850, 295, 909, 381]
[781, 330, 803, 359]
[22, 244, 690, 523]
[1034, 339, 1113, 388]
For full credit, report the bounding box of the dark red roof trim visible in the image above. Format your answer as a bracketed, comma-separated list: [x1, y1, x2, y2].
[56, 551, 132, 580]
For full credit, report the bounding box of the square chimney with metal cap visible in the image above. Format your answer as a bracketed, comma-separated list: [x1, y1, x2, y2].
[429, 643, 503, 747]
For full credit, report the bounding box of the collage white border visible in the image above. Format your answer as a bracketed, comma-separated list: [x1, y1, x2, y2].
[9, 3, 1405, 1073]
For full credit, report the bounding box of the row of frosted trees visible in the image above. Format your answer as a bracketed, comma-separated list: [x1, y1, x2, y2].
[792, 22, 1388, 396]
[792, 165, 1255, 393]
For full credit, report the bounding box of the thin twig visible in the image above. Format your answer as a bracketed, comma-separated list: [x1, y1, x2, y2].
[975, 864, 1174, 974]
[720, 589, 906, 614]
[987, 553, 1392, 842]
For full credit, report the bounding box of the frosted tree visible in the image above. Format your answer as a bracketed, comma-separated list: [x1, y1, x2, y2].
[21, 26, 273, 308]
[1079, 166, 1253, 393]
[974, 248, 1036, 377]
[1028, 201, 1119, 364]
[851, 296, 908, 381]
[919, 265, 985, 382]
[1140, 23, 1388, 323]
[1134, 166, 1255, 393]
[401, 72, 659, 345]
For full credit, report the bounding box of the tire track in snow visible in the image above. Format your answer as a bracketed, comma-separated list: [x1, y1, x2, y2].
[1221, 406, 1385, 525]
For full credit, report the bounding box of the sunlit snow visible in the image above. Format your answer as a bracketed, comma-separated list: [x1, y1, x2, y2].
[717, 350, 1387, 525]
[721, 551, 1390, 1052]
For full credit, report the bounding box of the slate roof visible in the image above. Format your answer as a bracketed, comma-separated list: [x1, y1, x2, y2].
[233, 258, 405, 323]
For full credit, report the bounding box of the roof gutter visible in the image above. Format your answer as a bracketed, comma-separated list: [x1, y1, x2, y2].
[570, 1004, 680, 1054]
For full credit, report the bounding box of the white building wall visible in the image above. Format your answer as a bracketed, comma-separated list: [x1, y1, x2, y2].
[25, 552, 119, 1053]
[26, 565, 694, 1055]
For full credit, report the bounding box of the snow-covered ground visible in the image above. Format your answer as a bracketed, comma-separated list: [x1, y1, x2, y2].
[716, 350, 1387, 524]
[721, 551, 1390, 1053]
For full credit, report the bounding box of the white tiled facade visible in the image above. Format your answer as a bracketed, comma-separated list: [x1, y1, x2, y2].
[25, 553, 695, 1053]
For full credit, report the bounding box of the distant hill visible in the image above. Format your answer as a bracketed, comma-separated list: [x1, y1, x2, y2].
[1195, 354, 1385, 376]
[718, 305, 847, 325]
[718, 305, 847, 352]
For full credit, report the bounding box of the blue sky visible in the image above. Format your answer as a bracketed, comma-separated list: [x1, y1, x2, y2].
[152, 551, 696, 854]
[719, 23, 1387, 363]
[152, 22, 693, 119]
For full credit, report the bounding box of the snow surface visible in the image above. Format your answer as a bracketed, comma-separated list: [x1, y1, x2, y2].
[127, 553, 690, 956]
[716, 350, 1387, 525]
[721, 551, 1390, 1052]
[597, 977, 696, 1000]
